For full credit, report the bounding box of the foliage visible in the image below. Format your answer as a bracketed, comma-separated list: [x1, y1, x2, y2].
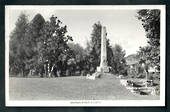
[68, 43, 88, 75]
[38, 15, 73, 77]
[25, 14, 45, 73]
[107, 39, 114, 67]
[68, 43, 86, 59]
[110, 44, 127, 75]
[88, 22, 102, 69]
[9, 13, 47, 77]
[137, 9, 160, 71]
[9, 13, 29, 76]
[9, 13, 74, 77]
[9, 13, 129, 77]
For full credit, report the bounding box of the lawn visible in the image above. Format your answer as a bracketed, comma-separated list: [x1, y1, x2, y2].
[9, 75, 159, 100]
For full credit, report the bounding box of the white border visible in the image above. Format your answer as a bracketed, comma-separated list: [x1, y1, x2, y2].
[5, 5, 166, 107]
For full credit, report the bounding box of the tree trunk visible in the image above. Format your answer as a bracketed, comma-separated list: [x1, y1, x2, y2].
[21, 69, 24, 77]
[44, 64, 47, 77]
[49, 64, 55, 78]
[57, 70, 61, 77]
[66, 69, 70, 76]
[48, 63, 50, 77]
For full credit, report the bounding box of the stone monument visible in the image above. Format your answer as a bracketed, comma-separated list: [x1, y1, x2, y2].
[97, 26, 110, 73]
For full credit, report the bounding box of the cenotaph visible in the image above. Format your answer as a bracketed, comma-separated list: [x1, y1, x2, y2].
[97, 26, 110, 73]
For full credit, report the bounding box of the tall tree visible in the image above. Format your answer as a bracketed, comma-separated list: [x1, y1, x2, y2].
[39, 15, 73, 77]
[111, 44, 127, 75]
[9, 13, 29, 76]
[137, 9, 160, 71]
[24, 14, 45, 76]
[88, 22, 102, 71]
[68, 43, 87, 75]
[107, 39, 114, 67]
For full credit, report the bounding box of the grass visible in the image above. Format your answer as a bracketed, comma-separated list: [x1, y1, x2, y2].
[9, 75, 159, 100]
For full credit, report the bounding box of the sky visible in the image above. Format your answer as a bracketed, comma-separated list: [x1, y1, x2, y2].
[6, 6, 148, 56]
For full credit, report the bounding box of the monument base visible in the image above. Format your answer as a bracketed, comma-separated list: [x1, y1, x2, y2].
[97, 66, 110, 73]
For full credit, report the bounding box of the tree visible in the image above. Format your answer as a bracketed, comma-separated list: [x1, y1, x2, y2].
[88, 22, 102, 72]
[9, 13, 29, 76]
[68, 43, 86, 59]
[137, 9, 160, 71]
[137, 46, 152, 63]
[107, 39, 114, 67]
[68, 43, 87, 75]
[111, 44, 127, 75]
[39, 15, 73, 77]
[24, 13, 45, 76]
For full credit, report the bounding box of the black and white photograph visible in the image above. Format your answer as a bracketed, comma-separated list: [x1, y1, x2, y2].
[5, 5, 165, 106]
